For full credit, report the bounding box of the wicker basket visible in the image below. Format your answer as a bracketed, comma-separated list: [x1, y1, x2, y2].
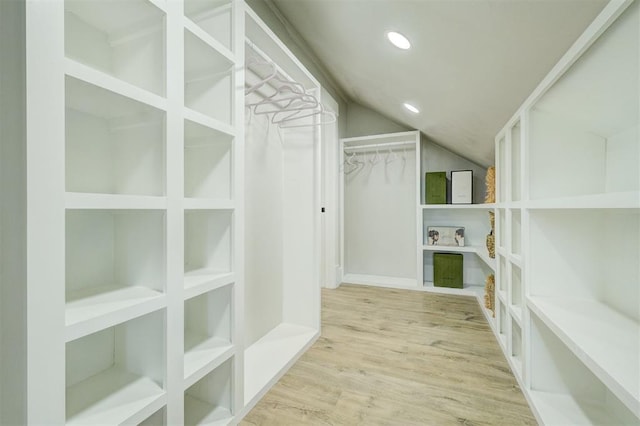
[484, 274, 495, 316]
[489, 211, 495, 232]
[486, 231, 495, 259]
[485, 166, 496, 203]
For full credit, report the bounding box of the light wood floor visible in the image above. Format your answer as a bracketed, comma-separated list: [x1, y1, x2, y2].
[240, 284, 537, 425]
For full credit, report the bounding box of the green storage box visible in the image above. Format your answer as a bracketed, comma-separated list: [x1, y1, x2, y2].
[425, 172, 447, 204]
[433, 252, 463, 288]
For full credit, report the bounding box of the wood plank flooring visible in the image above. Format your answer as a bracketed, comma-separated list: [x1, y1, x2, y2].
[240, 284, 537, 425]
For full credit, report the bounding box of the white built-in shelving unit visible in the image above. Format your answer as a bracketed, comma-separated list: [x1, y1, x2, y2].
[494, 1, 640, 423]
[240, 6, 322, 418]
[5, 0, 322, 423]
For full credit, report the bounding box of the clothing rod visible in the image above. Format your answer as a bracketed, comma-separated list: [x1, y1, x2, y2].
[343, 141, 415, 151]
[245, 38, 299, 90]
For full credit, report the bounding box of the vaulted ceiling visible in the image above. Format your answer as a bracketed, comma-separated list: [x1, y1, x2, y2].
[270, 0, 608, 166]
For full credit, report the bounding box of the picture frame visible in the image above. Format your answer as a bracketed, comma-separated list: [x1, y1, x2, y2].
[426, 226, 465, 247]
[451, 170, 473, 204]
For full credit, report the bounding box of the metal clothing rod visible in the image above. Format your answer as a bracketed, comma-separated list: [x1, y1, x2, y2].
[343, 141, 415, 151]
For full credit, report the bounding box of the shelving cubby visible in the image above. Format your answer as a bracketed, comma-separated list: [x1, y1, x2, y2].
[497, 300, 508, 350]
[184, 0, 233, 54]
[184, 285, 234, 388]
[510, 122, 522, 203]
[421, 206, 495, 291]
[184, 28, 234, 126]
[528, 208, 639, 416]
[510, 319, 523, 377]
[184, 210, 234, 297]
[65, 209, 166, 341]
[510, 263, 523, 323]
[497, 209, 506, 251]
[139, 408, 166, 426]
[184, 119, 234, 202]
[65, 76, 166, 197]
[65, 310, 166, 425]
[496, 136, 507, 204]
[184, 358, 234, 426]
[529, 315, 638, 425]
[528, 0, 639, 206]
[510, 209, 521, 257]
[64, 0, 166, 97]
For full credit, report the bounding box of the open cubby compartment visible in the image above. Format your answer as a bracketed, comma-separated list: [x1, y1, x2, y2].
[510, 209, 522, 256]
[184, 285, 234, 386]
[497, 208, 506, 249]
[529, 315, 638, 425]
[422, 208, 491, 249]
[66, 310, 166, 425]
[184, 0, 233, 52]
[497, 255, 508, 294]
[529, 209, 639, 414]
[529, 1, 639, 201]
[510, 122, 521, 202]
[496, 136, 507, 203]
[510, 263, 523, 313]
[510, 318, 523, 376]
[65, 0, 165, 96]
[184, 210, 233, 291]
[139, 407, 166, 426]
[66, 76, 166, 196]
[497, 299, 508, 349]
[184, 29, 233, 125]
[65, 209, 166, 338]
[184, 119, 233, 200]
[184, 358, 233, 426]
[422, 251, 488, 289]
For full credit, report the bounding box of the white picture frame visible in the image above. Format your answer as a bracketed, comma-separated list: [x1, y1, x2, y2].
[451, 170, 473, 204]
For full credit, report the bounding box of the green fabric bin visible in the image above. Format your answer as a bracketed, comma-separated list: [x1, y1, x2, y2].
[433, 252, 463, 288]
[425, 172, 447, 204]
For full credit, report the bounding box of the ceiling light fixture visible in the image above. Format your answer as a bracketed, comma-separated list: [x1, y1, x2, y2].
[403, 103, 419, 113]
[387, 31, 411, 50]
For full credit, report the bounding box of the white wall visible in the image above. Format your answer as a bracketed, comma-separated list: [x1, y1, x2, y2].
[344, 140, 417, 280]
[345, 102, 411, 138]
[421, 136, 488, 204]
[0, 0, 26, 423]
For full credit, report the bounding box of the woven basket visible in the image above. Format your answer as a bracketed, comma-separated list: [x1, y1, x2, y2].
[485, 166, 496, 203]
[489, 211, 495, 232]
[484, 274, 495, 316]
[486, 231, 495, 259]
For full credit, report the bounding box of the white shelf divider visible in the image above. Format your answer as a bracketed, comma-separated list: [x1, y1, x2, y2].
[243, 323, 318, 412]
[65, 286, 165, 342]
[183, 271, 234, 301]
[530, 391, 631, 426]
[184, 336, 234, 389]
[528, 296, 640, 417]
[184, 199, 234, 211]
[184, 394, 233, 426]
[527, 191, 640, 209]
[65, 193, 167, 210]
[423, 245, 496, 271]
[184, 18, 235, 64]
[184, 107, 236, 137]
[65, 59, 167, 112]
[66, 366, 166, 425]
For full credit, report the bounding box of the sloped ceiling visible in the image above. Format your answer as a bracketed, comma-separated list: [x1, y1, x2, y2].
[270, 0, 608, 166]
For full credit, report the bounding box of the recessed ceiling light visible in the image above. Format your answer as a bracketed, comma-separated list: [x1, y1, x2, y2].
[387, 31, 411, 50]
[403, 103, 419, 113]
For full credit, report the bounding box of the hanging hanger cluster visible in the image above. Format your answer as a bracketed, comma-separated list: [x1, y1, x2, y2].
[342, 141, 413, 174]
[245, 56, 336, 128]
